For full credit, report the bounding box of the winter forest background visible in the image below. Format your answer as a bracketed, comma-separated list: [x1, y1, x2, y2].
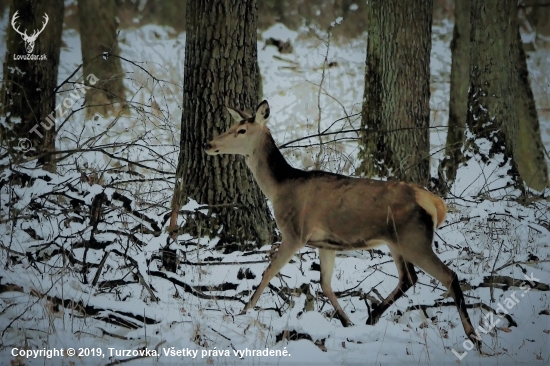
[1, 0, 550, 365]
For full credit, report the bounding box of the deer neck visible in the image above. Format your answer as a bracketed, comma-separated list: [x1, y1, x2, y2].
[245, 132, 297, 201]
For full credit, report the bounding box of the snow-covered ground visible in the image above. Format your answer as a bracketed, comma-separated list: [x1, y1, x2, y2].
[1, 12, 550, 366]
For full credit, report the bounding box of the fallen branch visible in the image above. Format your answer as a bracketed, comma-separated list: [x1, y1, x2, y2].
[0, 283, 24, 294]
[44, 294, 158, 327]
[194, 283, 239, 292]
[402, 300, 517, 327]
[179, 259, 269, 266]
[149, 271, 246, 304]
[97, 327, 131, 340]
[492, 259, 550, 273]
[98, 278, 138, 289]
[478, 275, 550, 291]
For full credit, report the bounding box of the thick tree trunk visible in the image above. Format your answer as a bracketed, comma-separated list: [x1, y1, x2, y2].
[0, 0, 64, 166]
[467, 1, 518, 170]
[467, 0, 547, 195]
[79, 0, 126, 119]
[515, 29, 549, 192]
[436, 0, 470, 195]
[357, 0, 433, 186]
[170, 0, 277, 249]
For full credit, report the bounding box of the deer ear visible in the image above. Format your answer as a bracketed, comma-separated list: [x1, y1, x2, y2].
[254, 100, 270, 125]
[226, 106, 249, 123]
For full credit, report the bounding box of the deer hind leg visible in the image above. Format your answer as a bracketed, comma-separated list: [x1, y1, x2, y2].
[319, 249, 353, 327]
[241, 238, 302, 314]
[404, 247, 479, 349]
[366, 248, 418, 325]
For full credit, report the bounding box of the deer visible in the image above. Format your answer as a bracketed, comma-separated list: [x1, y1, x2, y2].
[11, 11, 49, 54]
[203, 100, 480, 349]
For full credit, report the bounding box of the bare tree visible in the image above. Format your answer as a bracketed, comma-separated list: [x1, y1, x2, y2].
[466, 0, 548, 195]
[436, 0, 470, 195]
[78, 0, 126, 118]
[439, 0, 548, 194]
[357, 0, 433, 186]
[169, 0, 277, 248]
[515, 26, 549, 192]
[0, 0, 64, 167]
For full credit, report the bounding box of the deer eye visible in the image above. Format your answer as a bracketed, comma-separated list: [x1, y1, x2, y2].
[237, 129, 246, 135]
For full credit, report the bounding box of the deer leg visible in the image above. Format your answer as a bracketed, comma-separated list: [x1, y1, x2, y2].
[319, 249, 353, 327]
[366, 250, 417, 325]
[405, 248, 479, 350]
[241, 239, 301, 314]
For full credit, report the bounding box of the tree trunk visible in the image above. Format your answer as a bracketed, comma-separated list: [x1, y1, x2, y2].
[169, 0, 277, 250]
[515, 29, 549, 193]
[436, 0, 470, 195]
[466, 0, 548, 196]
[467, 0, 518, 176]
[79, 0, 126, 119]
[0, 0, 64, 166]
[357, 0, 433, 186]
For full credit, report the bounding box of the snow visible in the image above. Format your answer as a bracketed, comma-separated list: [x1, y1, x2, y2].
[1, 14, 550, 366]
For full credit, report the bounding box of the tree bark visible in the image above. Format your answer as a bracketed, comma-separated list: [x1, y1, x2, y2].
[79, 0, 126, 119]
[436, 0, 470, 195]
[466, 0, 548, 195]
[515, 29, 549, 192]
[467, 0, 518, 175]
[169, 0, 277, 250]
[0, 0, 64, 166]
[357, 0, 433, 186]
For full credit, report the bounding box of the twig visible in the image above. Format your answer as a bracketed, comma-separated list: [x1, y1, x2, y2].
[1, 280, 58, 338]
[91, 250, 110, 286]
[279, 125, 446, 149]
[135, 270, 159, 302]
[208, 325, 231, 341]
[268, 283, 290, 304]
[493, 259, 550, 273]
[489, 240, 506, 302]
[313, 31, 331, 170]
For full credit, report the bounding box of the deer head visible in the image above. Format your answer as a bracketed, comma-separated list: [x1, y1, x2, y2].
[11, 11, 49, 54]
[204, 100, 271, 156]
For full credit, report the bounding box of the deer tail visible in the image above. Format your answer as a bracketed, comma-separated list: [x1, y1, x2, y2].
[413, 187, 447, 229]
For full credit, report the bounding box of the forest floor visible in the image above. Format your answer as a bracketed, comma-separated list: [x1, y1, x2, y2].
[1, 13, 550, 366]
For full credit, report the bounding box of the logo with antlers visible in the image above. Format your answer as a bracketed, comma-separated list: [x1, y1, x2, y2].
[11, 11, 49, 54]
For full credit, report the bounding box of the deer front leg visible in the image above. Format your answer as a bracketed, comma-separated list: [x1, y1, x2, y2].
[241, 239, 302, 314]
